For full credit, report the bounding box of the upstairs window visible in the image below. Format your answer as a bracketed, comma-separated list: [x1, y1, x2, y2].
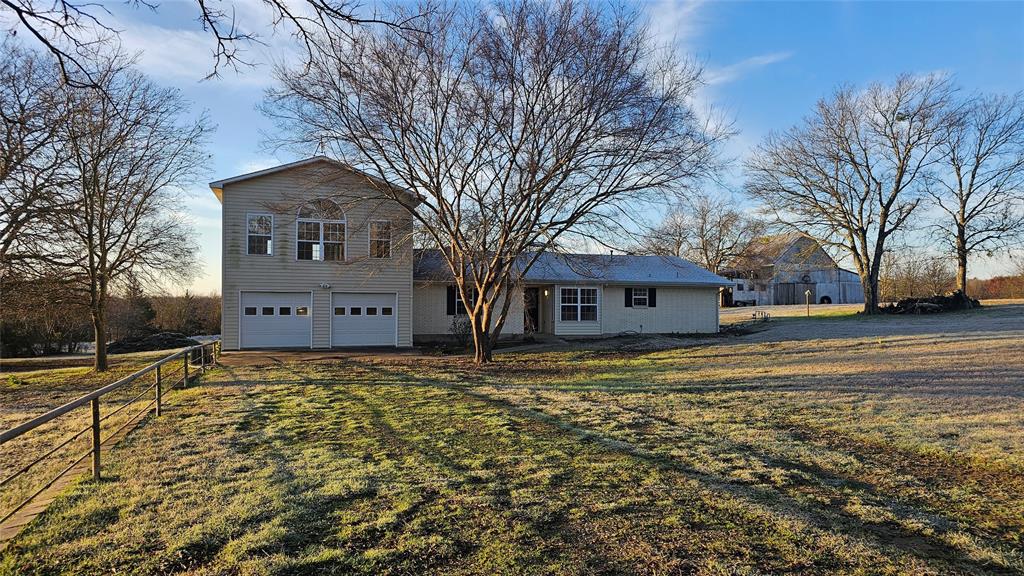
[297, 199, 345, 261]
[370, 220, 392, 258]
[247, 214, 273, 255]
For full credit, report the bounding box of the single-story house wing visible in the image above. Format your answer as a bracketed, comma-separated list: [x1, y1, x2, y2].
[413, 249, 732, 341]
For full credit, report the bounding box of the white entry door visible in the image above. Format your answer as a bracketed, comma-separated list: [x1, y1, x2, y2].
[240, 292, 312, 348]
[331, 293, 397, 347]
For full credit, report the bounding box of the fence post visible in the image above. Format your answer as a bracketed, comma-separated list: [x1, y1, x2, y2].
[155, 364, 162, 417]
[183, 353, 189, 389]
[91, 398, 101, 481]
[200, 345, 206, 374]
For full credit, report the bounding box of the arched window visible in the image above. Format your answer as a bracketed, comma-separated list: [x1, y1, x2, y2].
[297, 199, 345, 261]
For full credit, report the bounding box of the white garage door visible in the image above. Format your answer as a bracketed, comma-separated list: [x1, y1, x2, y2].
[332, 293, 397, 347]
[240, 292, 312, 348]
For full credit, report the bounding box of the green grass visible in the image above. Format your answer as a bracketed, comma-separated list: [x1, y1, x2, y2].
[2, 315, 1023, 575]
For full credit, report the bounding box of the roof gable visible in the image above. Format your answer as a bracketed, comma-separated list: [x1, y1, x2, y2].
[208, 156, 418, 203]
[726, 233, 837, 271]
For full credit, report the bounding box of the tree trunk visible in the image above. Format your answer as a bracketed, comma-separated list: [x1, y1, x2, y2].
[861, 273, 880, 315]
[956, 227, 968, 294]
[92, 276, 109, 372]
[92, 306, 108, 371]
[470, 320, 493, 363]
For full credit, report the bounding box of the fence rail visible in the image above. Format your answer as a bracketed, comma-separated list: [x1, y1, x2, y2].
[0, 341, 220, 527]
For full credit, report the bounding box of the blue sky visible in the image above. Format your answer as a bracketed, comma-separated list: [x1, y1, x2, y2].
[32, 0, 1024, 293]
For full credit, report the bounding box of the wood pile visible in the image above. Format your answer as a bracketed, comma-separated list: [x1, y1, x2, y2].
[881, 290, 981, 314]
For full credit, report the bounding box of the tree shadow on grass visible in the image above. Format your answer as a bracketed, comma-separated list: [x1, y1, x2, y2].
[343, 360, 1022, 575]
[251, 362, 638, 575]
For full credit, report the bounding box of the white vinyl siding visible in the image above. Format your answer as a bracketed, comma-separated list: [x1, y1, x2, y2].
[602, 285, 719, 334]
[220, 163, 414, 350]
[412, 283, 524, 337]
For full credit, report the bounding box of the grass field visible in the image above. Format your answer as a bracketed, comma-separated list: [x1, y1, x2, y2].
[1, 304, 1023, 575]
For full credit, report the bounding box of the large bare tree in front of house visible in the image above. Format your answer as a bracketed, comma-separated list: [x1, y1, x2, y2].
[927, 92, 1024, 295]
[0, 39, 69, 272]
[644, 192, 766, 274]
[44, 54, 208, 370]
[265, 0, 724, 362]
[745, 74, 956, 314]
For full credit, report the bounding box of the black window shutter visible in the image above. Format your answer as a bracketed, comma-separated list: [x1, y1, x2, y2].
[649, 287, 657, 307]
[624, 287, 633, 308]
[446, 285, 457, 315]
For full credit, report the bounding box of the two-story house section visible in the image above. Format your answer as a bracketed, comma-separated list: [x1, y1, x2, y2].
[210, 157, 417, 350]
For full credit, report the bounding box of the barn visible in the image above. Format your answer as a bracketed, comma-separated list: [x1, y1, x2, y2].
[721, 233, 865, 306]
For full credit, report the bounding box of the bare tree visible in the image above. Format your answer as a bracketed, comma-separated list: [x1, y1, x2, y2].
[1, 0, 420, 87]
[42, 54, 208, 370]
[645, 193, 765, 274]
[880, 249, 955, 301]
[745, 75, 956, 314]
[927, 92, 1024, 294]
[0, 40, 68, 269]
[265, 0, 724, 362]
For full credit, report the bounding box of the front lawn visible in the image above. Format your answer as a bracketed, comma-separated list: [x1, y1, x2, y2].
[2, 309, 1023, 574]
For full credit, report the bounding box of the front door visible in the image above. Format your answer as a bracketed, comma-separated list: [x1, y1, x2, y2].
[523, 287, 540, 333]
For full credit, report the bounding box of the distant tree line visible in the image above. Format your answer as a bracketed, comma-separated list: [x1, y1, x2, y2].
[965, 257, 1024, 300]
[967, 274, 1024, 300]
[1, 284, 221, 358]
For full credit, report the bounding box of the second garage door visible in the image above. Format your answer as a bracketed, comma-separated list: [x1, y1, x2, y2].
[331, 293, 397, 347]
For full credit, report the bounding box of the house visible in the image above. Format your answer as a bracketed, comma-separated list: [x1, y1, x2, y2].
[412, 248, 730, 342]
[720, 233, 864, 306]
[210, 157, 731, 350]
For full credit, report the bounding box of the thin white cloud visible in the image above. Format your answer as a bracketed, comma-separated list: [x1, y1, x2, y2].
[647, 0, 709, 49]
[705, 51, 794, 86]
[118, 22, 284, 87]
[236, 157, 284, 174]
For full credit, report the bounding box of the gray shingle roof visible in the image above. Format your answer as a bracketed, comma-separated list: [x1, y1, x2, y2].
[414, 249, 731, 287]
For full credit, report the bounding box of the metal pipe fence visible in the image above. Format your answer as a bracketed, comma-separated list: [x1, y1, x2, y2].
[0, 341, 220, 526]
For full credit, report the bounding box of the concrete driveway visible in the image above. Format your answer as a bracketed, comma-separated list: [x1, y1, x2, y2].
[218, 348, 421, 368]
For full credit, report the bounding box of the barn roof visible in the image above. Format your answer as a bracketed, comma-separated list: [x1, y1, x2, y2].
[413, 249, 731, 287]
[735, 232, 803, 266]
